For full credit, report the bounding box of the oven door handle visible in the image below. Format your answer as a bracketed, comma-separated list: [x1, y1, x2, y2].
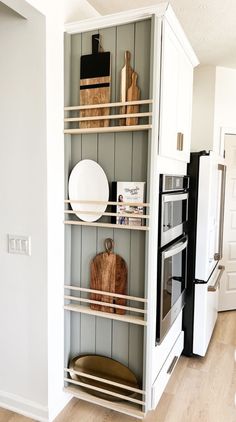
[163, 193, 188, 203]
[163, 239, 188, 259]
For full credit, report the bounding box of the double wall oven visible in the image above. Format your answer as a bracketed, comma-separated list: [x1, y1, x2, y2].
[156, 175, 189, 343]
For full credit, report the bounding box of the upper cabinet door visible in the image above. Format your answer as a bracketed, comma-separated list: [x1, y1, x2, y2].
[159, 20, 194, 163]
[177, 47, 193, 162]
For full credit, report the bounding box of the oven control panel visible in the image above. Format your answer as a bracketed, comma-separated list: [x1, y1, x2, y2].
[161, 175, 189, 193]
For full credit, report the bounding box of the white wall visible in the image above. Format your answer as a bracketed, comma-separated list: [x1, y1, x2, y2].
[191, 65, 236, 154]
[0, 2, 48, 420]
[0, 0, 99, 421]
[191, 65, 216, 152]
[214, 67, 236, 149]
[34, 1, 99, 419]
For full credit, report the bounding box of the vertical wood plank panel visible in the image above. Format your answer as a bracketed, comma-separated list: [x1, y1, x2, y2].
[96, 132, 115, 354]
[95, 26, 116, 358]
[79, 29, 99, 355]
[66, 19, 152, 379]
[112, 23, 135, 366]
[80, 226, 96, 354]
[112, 321, 129, 366]
[132, 131, 148, 182]
[116, 23, 135, 103]
[99, 26, 116, 103]
[64, 33, 72, 366]
[128, 19, 151, 380]
[69, 33, 82, 358]
[128, 326, 144, 382]
[134, 20, 151, 100]
[70, 33, 81, 107]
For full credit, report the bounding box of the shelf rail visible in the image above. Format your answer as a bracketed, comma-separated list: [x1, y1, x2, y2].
[64, 99, 153, 134]
[64, 199, 150, 231]
[64, 368, 146, 395]
[63, 386, 145, 419]
[64, 377, 145, 405]
[64, 99, 153, 111]
[64, 285, 147, 326]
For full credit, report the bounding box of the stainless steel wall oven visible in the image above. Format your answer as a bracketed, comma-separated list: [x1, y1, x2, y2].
[156, 175, 189, 343]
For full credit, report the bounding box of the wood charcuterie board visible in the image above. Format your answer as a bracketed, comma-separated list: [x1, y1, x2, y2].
[80, 34, 111, 128]
[90, 240, 127, 314]
[120, 50, 133, 125]
[126, 71, 141, 126]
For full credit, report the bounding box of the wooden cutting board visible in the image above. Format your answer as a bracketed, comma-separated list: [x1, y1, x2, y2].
[80, 34, 111, 128]
[126, 72, 141, 126]
[120, 51, 133, 126]
[90, 239, 127, 314]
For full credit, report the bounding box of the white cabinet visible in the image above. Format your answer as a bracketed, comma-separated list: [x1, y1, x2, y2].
[159, 20, 194, 162]
[152, 331, 184, 409]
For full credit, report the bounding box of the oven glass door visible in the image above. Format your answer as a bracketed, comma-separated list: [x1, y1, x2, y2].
[161, 193, 188, 246]
[156, 237, 188, 343]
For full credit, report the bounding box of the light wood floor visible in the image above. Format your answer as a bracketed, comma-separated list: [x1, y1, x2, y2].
[0, 311, 235, 422]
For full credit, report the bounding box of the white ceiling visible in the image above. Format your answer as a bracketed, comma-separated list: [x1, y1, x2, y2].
[87, 0, 236, 68]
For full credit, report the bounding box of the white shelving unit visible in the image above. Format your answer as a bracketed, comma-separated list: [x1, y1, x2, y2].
[63, 3, 198, 419]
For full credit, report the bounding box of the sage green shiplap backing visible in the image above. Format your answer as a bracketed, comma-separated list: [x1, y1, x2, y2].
[65, 19, 151, 382]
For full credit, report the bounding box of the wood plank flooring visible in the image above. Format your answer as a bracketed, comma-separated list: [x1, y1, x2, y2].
[0, 311, 235, 422]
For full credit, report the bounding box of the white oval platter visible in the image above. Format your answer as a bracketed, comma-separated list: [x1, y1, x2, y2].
[68, 159, 109, 222]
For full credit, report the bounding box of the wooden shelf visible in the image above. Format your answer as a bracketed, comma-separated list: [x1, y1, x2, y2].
[64, 220, 149, 231]
[64, 124, 152, 134]
[64, 386, 145, 419]
[64, 304, 147, 326]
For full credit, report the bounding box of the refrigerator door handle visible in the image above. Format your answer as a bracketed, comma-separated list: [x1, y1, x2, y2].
[208, 265, 225, 292]
[214, 164, 226, 261]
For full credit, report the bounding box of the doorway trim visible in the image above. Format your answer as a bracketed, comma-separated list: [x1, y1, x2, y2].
[220, 127, 236, 157]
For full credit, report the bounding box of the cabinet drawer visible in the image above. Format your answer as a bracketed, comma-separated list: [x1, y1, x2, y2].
[151, 331, 184, 409]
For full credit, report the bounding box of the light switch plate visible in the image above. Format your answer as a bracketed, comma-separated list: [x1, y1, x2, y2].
[8, 235, 31, 255]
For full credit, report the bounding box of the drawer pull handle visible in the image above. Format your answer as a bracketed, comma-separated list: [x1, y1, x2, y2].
[208, 265, 225, 292]
[167, 355, 178, 375]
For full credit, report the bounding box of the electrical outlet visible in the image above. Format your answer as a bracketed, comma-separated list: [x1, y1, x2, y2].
[8, 235, 31, 256]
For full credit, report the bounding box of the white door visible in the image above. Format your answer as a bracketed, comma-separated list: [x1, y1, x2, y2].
[219, 134, 236, 311]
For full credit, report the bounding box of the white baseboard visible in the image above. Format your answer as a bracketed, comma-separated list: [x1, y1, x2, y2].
[48, 392, 72, 422]
[0, 390, 49, 422]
